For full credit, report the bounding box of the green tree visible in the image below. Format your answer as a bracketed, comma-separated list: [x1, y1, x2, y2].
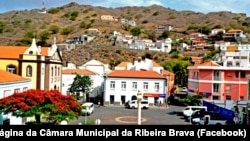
[17, 31, 35, 45]
[61, 27, 73, 35]
[0, 21, 6, 33]
[69, 74, 93, 102]
[39, 30, 51, 41]
[49, 25, 60, 34]
[130, 27, 141, 36]
[161, 59, 191, 86]
[198, 26, 211, 35]
[38, 30, 51, 46]
[160, 30, 171, 39]
[179, 95, 203, 106]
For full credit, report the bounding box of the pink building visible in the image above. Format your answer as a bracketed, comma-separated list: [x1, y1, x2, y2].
[187, 61, 249, 101]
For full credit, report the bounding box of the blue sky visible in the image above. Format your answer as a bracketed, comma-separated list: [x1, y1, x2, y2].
[0, 0, 250, 16]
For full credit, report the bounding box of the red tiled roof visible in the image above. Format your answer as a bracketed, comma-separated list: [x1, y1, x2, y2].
[0, 69, 30, 83]
[116, 62, 129, 67]
[152, 61, 162, 67]
[0, 46, 27, 59]
[0, 46, 49, 59]
[196, 61, 220, 66]
[227, 29, 242, 33]
[162, 70, 174, 76]
[62, 69, 97, 75]
[107, 70, 165, 79]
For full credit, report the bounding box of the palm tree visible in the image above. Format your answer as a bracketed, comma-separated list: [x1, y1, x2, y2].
[68, 74, 93, 102]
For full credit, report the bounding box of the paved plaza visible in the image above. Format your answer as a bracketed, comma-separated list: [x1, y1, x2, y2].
[69, 105, 189, 125]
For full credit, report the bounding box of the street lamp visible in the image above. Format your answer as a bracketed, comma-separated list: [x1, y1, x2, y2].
[137, 90, 142, 125]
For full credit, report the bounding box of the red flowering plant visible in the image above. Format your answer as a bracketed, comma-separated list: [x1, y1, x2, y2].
[0, 89, 82, 124]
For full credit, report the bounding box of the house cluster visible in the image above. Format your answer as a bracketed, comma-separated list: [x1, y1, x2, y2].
[183, 28, 248, 51]
[114, 31, 173, 53]
[100, 14, 136, 27]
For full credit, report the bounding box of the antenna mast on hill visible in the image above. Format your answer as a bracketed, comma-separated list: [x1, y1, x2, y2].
[39, 0, 47, 14]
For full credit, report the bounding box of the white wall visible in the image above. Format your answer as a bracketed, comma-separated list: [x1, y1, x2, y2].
[0, 81, 32, 125]
[104, 77, 166, 106]
[0, 81, 32, 99]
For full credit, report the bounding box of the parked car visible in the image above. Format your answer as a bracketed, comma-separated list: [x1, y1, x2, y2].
[192, 114, 228, 125]
[182, 106, 207, 118]
[81, 102, 94, 116]
[127, 100, 149, 109]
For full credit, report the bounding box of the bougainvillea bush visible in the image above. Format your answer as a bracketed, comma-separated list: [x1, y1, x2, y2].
[0, 89, 82, 124]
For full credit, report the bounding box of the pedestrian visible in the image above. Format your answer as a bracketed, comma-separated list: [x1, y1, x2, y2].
[159, 101, 162, 107]
[98, 100, 101, 108]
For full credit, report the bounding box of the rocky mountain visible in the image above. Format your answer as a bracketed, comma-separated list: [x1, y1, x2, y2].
[0, 2, 249, 45]
[0, 2, 249, 66]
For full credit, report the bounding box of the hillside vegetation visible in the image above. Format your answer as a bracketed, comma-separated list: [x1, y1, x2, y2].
[0, 2, 250, 65]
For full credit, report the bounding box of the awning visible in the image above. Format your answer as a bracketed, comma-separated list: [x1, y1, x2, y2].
[144, 93, 166, 98]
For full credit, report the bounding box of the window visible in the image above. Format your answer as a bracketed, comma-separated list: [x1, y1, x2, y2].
[227, 73, 232, 77]
[51, 68, 54, 82]
[26, 65, 32, 77]
[236, 62, 240, 67]
[58, 67, 60, 78]
[121, 81, 126, 90]
[55, 66, 57, 82]
[227, 61, 232, 67]
[235, 71, 239, 78]
[3, 90, 11, 98]
[240, 71, 245, 78]
[213, 70, 220, 80]
[192, 72, 195, 79]
[7, 65, 17, 74]
[132, 82, 137, 90]
[212, 96, 220, 100]
[154, 82, 160, 92]
[240, 96, 244, 100]
[110, 81, 115, 89]
[23, 87, 28, 92]
[226, 96, 231, 100]
[213, 83, 220, 92]
[225, 85, 231, 93]
[143, 82, 148, 91]
[14, 88, 20, 93]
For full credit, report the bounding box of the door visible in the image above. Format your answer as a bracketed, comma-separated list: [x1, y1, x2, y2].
[110, 95, 114, 105]
[121, 95, 126, 105]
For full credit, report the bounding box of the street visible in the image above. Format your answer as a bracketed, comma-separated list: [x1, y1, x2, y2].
[69, 105, 190, 125]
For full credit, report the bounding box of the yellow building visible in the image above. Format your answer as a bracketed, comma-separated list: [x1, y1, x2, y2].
[0, 38, 63, 91]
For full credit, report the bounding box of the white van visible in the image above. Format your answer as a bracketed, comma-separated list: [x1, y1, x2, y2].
[82, 102, 94, 115]
[182, 106, 207, 118]
[128, 100, 149, 109]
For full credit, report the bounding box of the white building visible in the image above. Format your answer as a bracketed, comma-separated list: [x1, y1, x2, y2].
[0, 69, 32, 125]
[61, 69, 103, 101]
[219, 44, 250, 67]
[104, 70, 167, 107]
[62, 59, 111, 103]
[115, 57, 164, 75]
